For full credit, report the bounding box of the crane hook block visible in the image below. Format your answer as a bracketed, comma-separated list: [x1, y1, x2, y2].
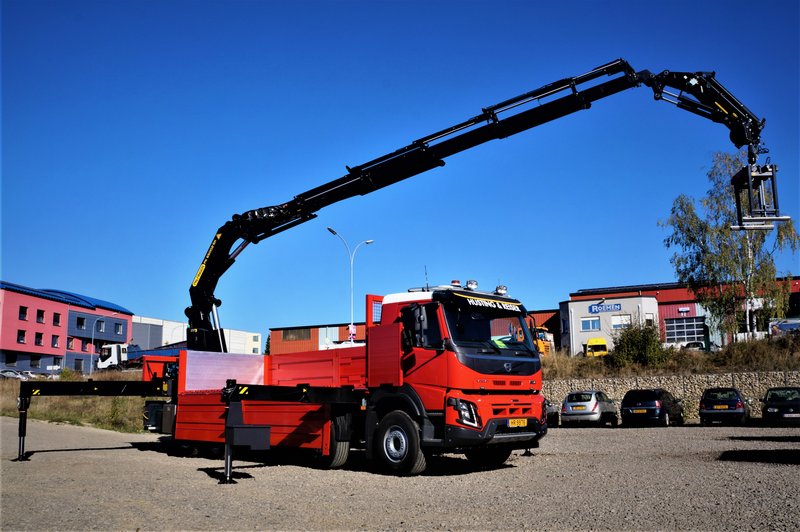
[730, 164, 791, 230]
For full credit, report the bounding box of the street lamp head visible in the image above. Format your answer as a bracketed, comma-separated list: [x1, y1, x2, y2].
[327, 227, 338, 236]
[365, 240, 374, 245]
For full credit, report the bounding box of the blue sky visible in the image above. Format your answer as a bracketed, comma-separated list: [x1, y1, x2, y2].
[3, 0, 798, 341]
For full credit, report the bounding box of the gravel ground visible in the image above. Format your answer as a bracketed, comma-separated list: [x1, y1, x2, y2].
[2, 416, 799, 531]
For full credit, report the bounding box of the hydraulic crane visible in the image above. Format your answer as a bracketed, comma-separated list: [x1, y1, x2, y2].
[185, 58, 788, 352]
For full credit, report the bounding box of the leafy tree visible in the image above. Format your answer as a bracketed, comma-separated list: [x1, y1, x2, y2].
[660, 151, 799, 342]
[264, 334, 271, 355]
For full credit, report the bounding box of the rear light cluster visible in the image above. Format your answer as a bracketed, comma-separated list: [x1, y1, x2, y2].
[736, 400, 744, 409]
[448, 397, 482, 429]
[654, 400, 662, 408]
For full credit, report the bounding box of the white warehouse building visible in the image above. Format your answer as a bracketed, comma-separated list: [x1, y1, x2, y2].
[559, 295, 659, 357]
[132, 316, 262, 354]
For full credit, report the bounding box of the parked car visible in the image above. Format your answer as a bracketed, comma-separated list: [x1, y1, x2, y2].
[560, 390, 619, 427]
[544, 398, 560, 428]
[681, 341, 706, 351]
[620, 388, 684, 427]
[699, 387, 751, 425]
[0, 369, 28, 380]
[761, 386, 800, 425]
[20, 371, 42, 380]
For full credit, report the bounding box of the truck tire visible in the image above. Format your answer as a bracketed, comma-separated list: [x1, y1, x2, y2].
[375, 410, 426, 475]
[316, 413, 350, 469]
[464, 446, 513, 469]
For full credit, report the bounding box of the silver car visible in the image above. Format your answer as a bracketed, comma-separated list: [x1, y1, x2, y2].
[561, 390, 619, 427]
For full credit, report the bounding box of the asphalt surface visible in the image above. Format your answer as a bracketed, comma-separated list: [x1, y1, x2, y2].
[2, 416, 799, 530]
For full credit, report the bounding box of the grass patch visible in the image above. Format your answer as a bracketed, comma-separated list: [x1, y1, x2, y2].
[543, 334, 800, 380]
[0, 370, 154, 433]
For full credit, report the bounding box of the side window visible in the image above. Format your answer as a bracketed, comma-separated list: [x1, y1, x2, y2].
[401, 303, 443, 350]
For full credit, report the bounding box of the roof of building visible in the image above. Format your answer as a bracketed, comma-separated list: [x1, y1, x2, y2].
[0, 281, 133, 315]
[571, 281, 684, 297]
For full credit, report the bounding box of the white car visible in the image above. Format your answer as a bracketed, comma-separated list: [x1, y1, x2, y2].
[0, 369, 28, 380]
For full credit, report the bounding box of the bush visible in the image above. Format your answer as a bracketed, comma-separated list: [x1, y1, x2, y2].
[607, 324, 669, 369]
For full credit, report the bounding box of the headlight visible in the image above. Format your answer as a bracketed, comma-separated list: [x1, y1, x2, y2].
[448, 398, 482, 428]
[766, 407, 779, 413]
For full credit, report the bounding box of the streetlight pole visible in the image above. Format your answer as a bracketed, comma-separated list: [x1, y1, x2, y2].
[327, 227, 374, 343]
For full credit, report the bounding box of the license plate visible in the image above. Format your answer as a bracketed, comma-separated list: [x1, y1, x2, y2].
[508, 418, 527, 428]
[713, 405, 729, 410]
[783, 413, 800, 418]
[572, 405, 586, 411]
[632, 409, 647, 414]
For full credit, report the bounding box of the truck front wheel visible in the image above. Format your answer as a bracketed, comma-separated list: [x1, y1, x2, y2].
[464, 446, 512, 470]
[375, 410, 426, 475]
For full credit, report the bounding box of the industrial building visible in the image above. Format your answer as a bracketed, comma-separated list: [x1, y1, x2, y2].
[1, 280, 262, 375]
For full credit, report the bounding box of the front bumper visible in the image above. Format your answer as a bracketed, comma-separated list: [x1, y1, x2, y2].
[443, 418, 547, 450]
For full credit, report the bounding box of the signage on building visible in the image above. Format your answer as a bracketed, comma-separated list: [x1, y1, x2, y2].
[589, 303, 622, 314]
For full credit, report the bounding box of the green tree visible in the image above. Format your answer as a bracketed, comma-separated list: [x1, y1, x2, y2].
[660, 151, 799, 342]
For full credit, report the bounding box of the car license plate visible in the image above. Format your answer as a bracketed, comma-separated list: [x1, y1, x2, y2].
[508, 418, 527, 428]
[573, 405, 586, 411]
[713, 405, 728, 410]
[783, 413, 800, 418]
[632, 409, 647, 414]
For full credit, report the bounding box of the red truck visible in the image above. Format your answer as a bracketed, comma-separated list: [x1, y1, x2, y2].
[143, 281, 546, 475]
[16, 58, 787, 480]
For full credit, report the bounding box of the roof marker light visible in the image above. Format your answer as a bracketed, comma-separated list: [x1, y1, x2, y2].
[466, 280, 478, 290]
[495, 285, 508, 296]
[451, 280, 461, 287]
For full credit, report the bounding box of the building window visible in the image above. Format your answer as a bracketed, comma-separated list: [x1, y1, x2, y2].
[67, 337, 74, 350]
[580, 318, 600, 332]
[252, 348, 259, 354]
[81, 340, 88, 352]
[35, 332, 44, 346]
[19, 306, 28, 321]
[115, 323, 123, 335]
[645, 313, 655, 327]
[252, 335, 259, 342]
[283, 328, 311, 341]
[36, 309, 45, 323]
[17, 330, 26, 344]
[30, 356, 41, 368]
[52, 335, 60, 348]
[96, 320, 105, 333]
[53, 313, 62, 326]
[612, 314, 632, 330]
[665, 317, 706, 344]
[77, 317, 86, 330]
[74, 358, 84, 372]
[6, 353, 17, 366]
[52, 357, 62, 369]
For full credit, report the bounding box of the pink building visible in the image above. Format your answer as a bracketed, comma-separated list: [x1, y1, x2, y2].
[1, 281, 133, 375]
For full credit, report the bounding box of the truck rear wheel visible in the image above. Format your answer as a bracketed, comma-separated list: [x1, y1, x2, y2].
[375, 410, 426, 475]
[464, 446, 512, 469]
[316, 413, 350, 469]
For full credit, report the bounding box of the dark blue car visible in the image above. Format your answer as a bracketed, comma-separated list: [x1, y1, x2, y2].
[621, 388, 685, 427]
[761, 387, 800, 425]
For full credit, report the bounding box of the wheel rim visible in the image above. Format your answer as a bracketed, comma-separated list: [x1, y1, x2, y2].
[383, 425, 408, 463]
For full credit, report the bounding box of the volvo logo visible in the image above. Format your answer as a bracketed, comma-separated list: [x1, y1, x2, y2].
[504, 362, 513, 373]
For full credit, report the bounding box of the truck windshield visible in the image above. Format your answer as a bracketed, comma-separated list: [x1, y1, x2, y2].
[442, 299, 540, 376]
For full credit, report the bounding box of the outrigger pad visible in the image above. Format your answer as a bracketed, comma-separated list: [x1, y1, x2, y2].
[730, 164, 791, 230]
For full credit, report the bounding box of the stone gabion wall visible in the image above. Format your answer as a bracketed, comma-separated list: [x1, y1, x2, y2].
[543, 371, 800, 419]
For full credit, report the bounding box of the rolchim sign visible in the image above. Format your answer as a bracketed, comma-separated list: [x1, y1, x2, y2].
[589, 303, 622, 314]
